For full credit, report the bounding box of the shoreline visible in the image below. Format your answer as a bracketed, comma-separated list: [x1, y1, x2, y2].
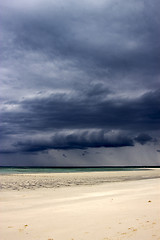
[0, 168, 160, 191]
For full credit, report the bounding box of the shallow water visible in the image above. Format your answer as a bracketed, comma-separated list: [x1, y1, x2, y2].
[0, 166, 152, 174]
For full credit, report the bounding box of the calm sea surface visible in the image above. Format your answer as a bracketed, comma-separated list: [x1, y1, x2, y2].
[0, 167, 152, 174]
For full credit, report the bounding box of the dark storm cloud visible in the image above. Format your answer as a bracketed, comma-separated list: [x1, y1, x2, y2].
[85, 83, 111, 98]
[8, 130, 133, 153]
[1, 89, 160, 136]
[134, 133, 153, 145]
[0, 0, 160, 161]
[1, 0, 160, 84]
[0, 88, 159, 154]
[1, 0, 160, 99]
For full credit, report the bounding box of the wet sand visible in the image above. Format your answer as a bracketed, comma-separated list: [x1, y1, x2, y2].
[0, 168, 160, 240]
[0, 168, 160, 191]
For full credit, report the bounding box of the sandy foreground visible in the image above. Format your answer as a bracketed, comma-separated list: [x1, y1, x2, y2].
[0, 169, 160, 240]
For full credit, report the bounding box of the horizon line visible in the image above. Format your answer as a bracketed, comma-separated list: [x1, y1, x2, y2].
[0, 165, 160, 168]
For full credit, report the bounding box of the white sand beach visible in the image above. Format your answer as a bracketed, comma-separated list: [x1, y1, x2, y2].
[0, 168, 160, 240]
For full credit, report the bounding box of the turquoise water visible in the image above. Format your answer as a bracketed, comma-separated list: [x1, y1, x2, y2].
[0, 167, 151, 174]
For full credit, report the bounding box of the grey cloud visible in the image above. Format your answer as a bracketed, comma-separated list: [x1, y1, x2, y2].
[1, 89, 160, 136]
[82, 151, 89, 156]
[11, 130, 134, 153]
[0, 0, 160, 165]
[134, 133, 153, 145]
[0, 0, 160, 109]
[0, 89, 159, 155]
[85, 83, 111, 98]
[1, 0, 160, 80]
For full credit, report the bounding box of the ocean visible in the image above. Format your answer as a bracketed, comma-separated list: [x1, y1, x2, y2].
[0, 166, 153, 174]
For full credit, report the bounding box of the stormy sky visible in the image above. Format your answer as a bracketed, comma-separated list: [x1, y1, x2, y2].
[0, 0, 160, 166]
